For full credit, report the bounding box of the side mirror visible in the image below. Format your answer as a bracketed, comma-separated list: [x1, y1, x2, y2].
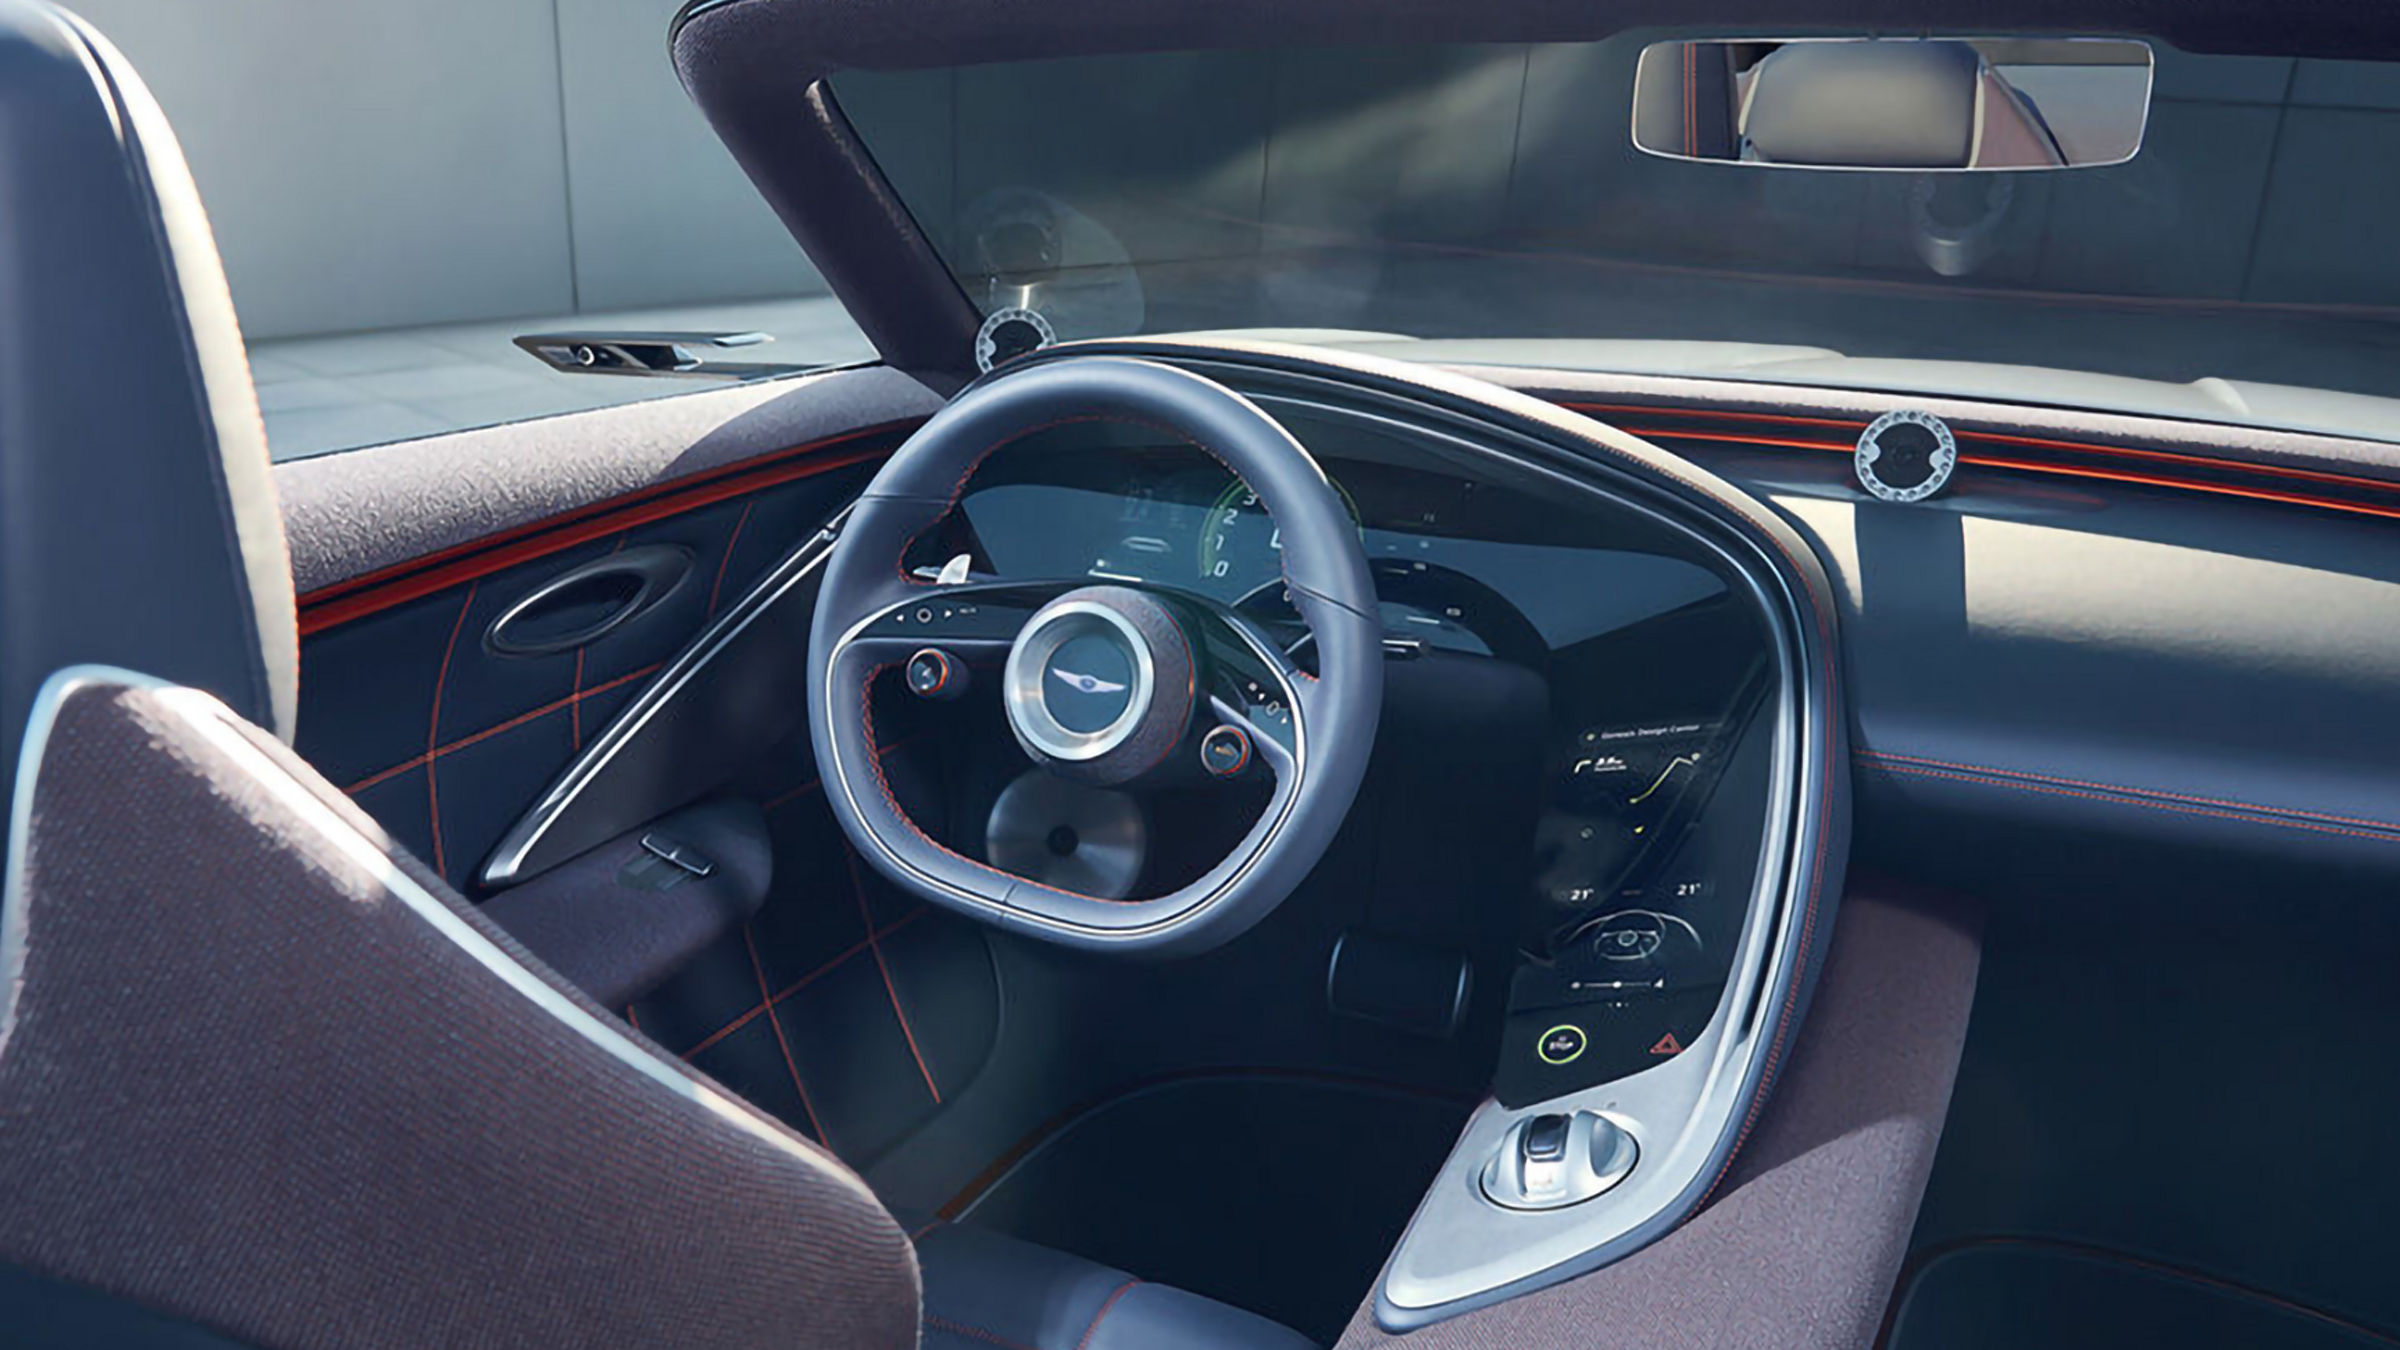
[1633, 37, 2153, 171]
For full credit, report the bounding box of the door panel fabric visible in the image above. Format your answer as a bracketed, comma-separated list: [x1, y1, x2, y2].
[285, 400, 1000, 1161]
[296, 460, 870, 882]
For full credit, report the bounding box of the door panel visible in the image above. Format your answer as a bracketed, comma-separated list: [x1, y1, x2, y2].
[277, 373, 1000, 1159]
[296, 461, 878, 883]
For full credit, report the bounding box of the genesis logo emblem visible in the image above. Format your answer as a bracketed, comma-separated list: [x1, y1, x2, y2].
[1049, 667, 1128, 696]
[1855, 409, 1957, 503]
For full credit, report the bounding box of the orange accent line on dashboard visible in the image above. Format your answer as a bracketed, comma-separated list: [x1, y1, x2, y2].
[1595, 411, 2400, 525]
[1968, 428, 2400, 494]
[1568, 400, 1866, 433]
[296, 420, 919, 635]
[1613, 426, 1855, 455]
[1960, 453, 2400, 524]
[1571, 400, 2400, 496]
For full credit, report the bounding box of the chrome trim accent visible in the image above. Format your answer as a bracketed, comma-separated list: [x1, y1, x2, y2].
[479, 518, 844, 889]
[1001, 599, 1157, 762]
[823, 594, 1308, 942]
[1854, 407, 1958, 503]
[1178, 381, 1814, 1323]
[484, 544, 692, 656]
[1478, 1112, 1640, 1211]
[974, 306, 1058, 373]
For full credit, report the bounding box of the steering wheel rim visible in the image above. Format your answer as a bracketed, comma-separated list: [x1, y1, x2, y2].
[807, 357, 1382, 956]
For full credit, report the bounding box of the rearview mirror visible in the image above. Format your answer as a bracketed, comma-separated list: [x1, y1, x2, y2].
[1632, 38, 2153, 170]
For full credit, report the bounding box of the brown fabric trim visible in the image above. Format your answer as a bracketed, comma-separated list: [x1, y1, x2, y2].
[0, 679, 920, 1349]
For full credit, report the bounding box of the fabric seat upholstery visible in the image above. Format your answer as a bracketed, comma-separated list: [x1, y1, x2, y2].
[918, 1223, 1318, 1350]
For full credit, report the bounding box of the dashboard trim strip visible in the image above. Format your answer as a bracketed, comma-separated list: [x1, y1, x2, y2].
[1568, 401, 2400, 523]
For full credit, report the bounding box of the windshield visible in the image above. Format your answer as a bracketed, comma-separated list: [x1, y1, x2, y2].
[833, 39, 2400, 443]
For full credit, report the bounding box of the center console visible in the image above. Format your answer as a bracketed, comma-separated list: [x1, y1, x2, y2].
[890, 350, 1846, 1330]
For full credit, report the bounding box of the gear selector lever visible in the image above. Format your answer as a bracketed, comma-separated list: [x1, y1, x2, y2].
[1479, 1111, 1639, 1211]
[1521, 1113, 1570, 1163]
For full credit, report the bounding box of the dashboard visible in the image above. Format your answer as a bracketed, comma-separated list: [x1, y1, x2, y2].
[904, 398, 1780, 1104]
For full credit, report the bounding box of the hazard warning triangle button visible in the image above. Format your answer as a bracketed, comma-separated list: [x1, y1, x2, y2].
[1649, 1031, 1684, 1056]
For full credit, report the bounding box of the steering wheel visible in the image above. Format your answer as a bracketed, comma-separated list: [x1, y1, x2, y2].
[807, 357, 1382, 955]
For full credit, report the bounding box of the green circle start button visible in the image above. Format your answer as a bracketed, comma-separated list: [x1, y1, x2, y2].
[1537, 1024, 1588, 1065]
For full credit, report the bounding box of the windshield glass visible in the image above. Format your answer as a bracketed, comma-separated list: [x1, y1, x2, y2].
[833, 39, 2400, 443]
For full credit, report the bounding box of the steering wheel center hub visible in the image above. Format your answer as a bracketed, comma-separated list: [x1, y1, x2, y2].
[1003, 586, 1193, 785]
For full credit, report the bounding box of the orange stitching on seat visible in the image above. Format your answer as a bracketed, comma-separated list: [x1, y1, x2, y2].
[850, 850, 942, 1104]
[1076, 1280, 1141, 1350]
[342, 662, 664, 794]
[744, 923, 828, 1143]
[1864, 756, 2400, 844]
[424, 583, 477, 876]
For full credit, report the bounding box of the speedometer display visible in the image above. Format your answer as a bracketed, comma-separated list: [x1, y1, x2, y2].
[1196, 477, 1361, 593]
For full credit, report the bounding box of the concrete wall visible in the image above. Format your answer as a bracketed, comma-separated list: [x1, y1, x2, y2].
[69, 0, 820, 341]
[60, 6, 2400, 346]
[841, 42, 2400, 309]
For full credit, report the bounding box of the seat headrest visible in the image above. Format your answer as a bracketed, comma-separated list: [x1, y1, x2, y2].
[0, 2, 296, 810]
[1743, 40, 1982, 169]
